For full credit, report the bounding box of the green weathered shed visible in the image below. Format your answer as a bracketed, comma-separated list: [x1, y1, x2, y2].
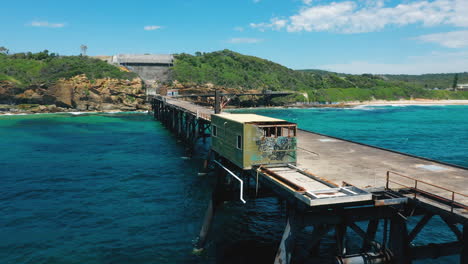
[211, 113, 297, 170]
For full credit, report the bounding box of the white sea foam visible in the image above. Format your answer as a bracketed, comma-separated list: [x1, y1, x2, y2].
[0, 110, 145, 117]
[348, 105, 378, 111]
[0, 113, 29, 116]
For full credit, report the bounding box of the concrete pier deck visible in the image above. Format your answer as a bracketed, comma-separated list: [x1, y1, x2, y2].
[296, 129, 468, 210]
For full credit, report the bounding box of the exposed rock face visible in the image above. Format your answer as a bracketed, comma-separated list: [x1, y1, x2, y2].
[51, 75, 147, 111]
[0, 75, 148, 113]
[0, 81, 17, 103]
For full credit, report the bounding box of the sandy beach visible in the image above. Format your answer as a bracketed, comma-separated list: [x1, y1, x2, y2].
[346, 99, 468, 106]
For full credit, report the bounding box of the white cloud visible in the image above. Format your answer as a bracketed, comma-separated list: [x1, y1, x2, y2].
[251, 0, 468, 34]
[250, 18, 288, 32]
[303, 0, 313, 5]
[234, 26, 245, 32]
[144, 25, 162, 31]
[317, 51, 468, 74]
[30, 21, 65, 28]
[415, 30, 468, 48]
[227, 38, 264, 44]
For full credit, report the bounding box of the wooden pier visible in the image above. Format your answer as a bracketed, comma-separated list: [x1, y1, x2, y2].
[150, 95, 467, 264]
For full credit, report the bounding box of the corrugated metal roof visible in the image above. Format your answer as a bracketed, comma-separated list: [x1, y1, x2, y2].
[113, 54, 174, 64]
[214, 113, 288, 123]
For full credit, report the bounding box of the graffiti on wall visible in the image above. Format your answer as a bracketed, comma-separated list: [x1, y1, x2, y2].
[256, 136, 296, 161]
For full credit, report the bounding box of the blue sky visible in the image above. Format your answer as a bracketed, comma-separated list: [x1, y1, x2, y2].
[1, 0, 467, 74]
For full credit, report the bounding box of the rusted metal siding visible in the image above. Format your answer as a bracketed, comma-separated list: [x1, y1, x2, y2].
[211, 115, 244, 168]
[243, 124, 297, 169]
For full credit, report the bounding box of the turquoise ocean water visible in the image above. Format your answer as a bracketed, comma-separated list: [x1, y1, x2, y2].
[232, 105, 467, 167]
[0, 105, 466, 264]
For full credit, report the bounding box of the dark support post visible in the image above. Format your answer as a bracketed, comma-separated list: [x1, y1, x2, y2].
[462, 224, 467, 264]
[214, 90, 221, 114]
[202, 122, 207, 143]
[362, 219, 379, 251]
[305, 224, 331, 259]
[194, 166, 225, 252]
[335, 223, 347, 256]
[193, 119, 198, 145]
[389, 215, 410, 264]
[275, 207, 303, 264]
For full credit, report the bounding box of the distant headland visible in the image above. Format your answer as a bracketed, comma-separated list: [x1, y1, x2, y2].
[1, 48, 467, 114]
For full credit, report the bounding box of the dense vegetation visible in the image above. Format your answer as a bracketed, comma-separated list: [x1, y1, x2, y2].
[0, 50, 137, 88]
[381, 73, 468, 89]
[173, 50, 322, 91]
[1, 48, 467, 103]
[173, 50, 467, 102]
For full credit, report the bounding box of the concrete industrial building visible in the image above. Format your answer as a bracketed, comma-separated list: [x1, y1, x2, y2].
[456, 83, 468, 90]
[111, 54, 175, 96]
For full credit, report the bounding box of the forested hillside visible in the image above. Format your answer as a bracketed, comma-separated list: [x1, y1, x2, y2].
[0, 50, 137, 88]
[381, 73, 468, 89]
[173, 50, 468, 102]
[1, 49, 467, 105]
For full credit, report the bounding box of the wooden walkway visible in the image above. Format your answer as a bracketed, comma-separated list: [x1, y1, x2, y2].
[163, 97, 213, 120]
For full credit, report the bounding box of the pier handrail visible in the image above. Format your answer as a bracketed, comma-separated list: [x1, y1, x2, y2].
[386, 170, 468, 212]
[213, 160, 246, 204]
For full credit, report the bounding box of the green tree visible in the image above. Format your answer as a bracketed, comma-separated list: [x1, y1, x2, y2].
[453, 73, 459, 90]
[0, 46, 8, 54]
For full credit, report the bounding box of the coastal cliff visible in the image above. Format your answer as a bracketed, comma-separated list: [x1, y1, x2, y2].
[0, 51, 148, 114]
[0, 75, 147, 113]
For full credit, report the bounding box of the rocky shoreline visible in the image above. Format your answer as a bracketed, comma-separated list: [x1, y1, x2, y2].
[0, 74, 149, 114]
[0, 104, 150, 115]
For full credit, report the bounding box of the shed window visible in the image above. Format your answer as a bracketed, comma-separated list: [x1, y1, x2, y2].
[237, 135, 242, 149]
[212, 125, 217, 137]
[261, 126, 296, 138]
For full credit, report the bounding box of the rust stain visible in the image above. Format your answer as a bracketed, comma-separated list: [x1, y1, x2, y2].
[260, 167, 306, 192]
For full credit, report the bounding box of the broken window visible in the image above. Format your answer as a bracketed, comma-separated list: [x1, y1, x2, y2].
[261, 126, 296, 138]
